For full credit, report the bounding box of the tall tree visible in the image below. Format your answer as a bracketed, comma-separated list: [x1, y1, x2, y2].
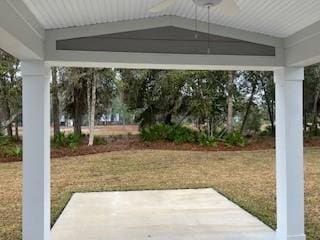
[86, 68, 116, 145]
[120, 69, 233, 135]
[187, 71, 228, 135]
[120, 69, 190, 127]
[240, 71, 259, 133]
[304, 64, 320, 136]
[226, 71, 235, 133]
[62, 68, 90, 135]
[0, 50, 21, 137]
[260, 72, 275, 135]
[95, 69, 117, 123]
[88, 71, 97, 146]
[60, 67, 115, 140]
[51, 67, 60, 139]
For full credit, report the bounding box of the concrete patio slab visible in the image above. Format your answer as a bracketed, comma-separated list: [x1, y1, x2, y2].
[51, 189, 276, 240]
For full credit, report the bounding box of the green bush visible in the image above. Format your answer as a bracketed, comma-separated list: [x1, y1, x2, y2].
[0, 135, 11, 146]
[93, 136, 107, 145]
[197, 132, 217, 146]
[259, 126, 275, 137]
[141, 124, 172, 142]
[168, 125, 197, 144]
[53, 132, 81, 149]
[141, 124, 247, 147]
[0, 145, 22, 158]
[53, 132, 66, 147]
[13, 146, 22, 157]
[223, 132, 246, 146]
[141, 124, 209, 145]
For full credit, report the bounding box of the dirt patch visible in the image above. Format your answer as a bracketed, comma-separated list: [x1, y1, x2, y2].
[140, 137, 276, 152]
[51, 138, 274, 160]
[14, 125, 140, 137]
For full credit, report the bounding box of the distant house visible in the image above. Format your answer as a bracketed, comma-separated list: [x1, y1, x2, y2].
[99, 113, 121, 125]
[60, 115, 73, 127]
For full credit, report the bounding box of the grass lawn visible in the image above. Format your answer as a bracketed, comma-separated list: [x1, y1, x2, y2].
[0, 149, 319, 240]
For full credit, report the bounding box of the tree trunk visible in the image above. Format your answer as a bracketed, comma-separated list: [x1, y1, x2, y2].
[303, 81, 307, 133]
[15, 118, 19, 140]
[241, 81, 257, 133]
[304, 111, 307, 133]
[88, 73, 97, 146]
[74, 87, 82, 136]
[7, 122, 13, 138]
[0, 111, 21, 132]
[227, 71, 234, 133]
[164, 113, 172, 125]
[207, 117, 214, 137]
[266, 100, 275, 136]
[87, 76, 91, 130]
[312, 87, 320, 136]
[263, 84, 275, 136]
[52, 67, 60, 139]
[5, 103, 13, 138]
[197, 118, 201, 131]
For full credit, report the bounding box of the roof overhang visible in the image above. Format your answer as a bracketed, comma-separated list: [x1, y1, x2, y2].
[45, 15, 285, 70]
[1, 0, 320, 70]
[0, 0, 44, 60]
[285, 20, 320, 67]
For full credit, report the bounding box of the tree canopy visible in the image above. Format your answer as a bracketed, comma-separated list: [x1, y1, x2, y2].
[1, 48, 320, 140]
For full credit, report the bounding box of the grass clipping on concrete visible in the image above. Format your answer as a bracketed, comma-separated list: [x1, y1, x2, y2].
[0, 149, 319, 240]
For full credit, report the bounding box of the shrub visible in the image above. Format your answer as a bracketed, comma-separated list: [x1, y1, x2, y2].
[93, 136, 107, 145]
[141, 124, 172, 142]
[197, 132, 217, 147]
[0, 135, 11, 146]
[53, 132, 81, 148]
[223, 132, 246, 146]
[53, 132, 66, 147]
[13, 146, 22, 157]
[259, 125, 275, 137]
[141, 124, 200, 144]
[141, 124, 248, 147]
[168, 125, 197, 144]
[1, 145, 22, 158]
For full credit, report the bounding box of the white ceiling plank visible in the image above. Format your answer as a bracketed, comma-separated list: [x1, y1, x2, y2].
[22, 0, 320, 38]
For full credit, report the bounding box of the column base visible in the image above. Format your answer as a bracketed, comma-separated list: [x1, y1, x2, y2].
[276, 231, 306, 240]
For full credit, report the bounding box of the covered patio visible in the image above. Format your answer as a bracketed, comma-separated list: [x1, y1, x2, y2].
[1, 0, 320, 240]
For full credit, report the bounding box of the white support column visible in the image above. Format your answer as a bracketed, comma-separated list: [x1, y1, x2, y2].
[22, 61, 51, 240]
[274, 67, 305, 240]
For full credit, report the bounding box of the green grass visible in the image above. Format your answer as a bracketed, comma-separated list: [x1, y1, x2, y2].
[0, 149, 319, 240]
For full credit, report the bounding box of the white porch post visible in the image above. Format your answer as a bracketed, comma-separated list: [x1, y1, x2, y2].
[22, 61, 51, 240]
[274, 67, 305, 240]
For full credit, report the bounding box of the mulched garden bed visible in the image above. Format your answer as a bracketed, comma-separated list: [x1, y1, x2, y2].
[1, 135, 319, 163]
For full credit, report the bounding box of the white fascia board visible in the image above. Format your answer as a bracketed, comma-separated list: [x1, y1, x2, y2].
[0, 0, 44, 60]
[46, 15, 283, 48]
[45, 50, 283, 71]
[285, 20, 320, 67]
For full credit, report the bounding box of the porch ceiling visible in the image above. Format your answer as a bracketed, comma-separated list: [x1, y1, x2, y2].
[22, 0, 320, 38]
